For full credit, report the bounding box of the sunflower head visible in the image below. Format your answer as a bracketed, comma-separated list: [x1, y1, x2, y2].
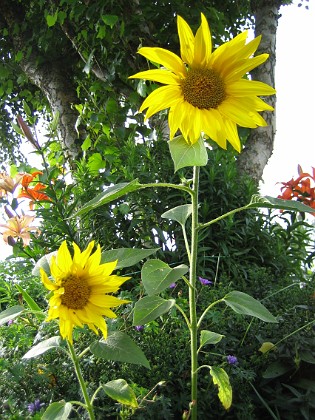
[130, 13, 276, 152]
[40, 241, 130, 343]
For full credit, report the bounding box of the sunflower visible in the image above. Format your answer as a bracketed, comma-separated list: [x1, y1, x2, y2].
[130, 13, 276, 152]
[40, 241, 130, 343]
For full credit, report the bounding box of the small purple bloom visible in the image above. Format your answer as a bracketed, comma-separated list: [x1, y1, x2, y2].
[27, 399, 44, 414]
[198, 277, 213, 286]
[7, 319, 14, 326]
[169, 282, 176, 289]
[135, 325, 144, 332]
[227, 355, 238, 365]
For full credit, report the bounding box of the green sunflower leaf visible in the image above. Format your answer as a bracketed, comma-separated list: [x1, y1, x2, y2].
[161, 204, 192, 226]
[223, 291, 277, 323]
[133, 295, 175, 325]
[210, 366, 232, 410]
[72, 179, 141, 217]
[42, 401, 72, 420]
[101, 248, 159, 269]
[0, 305, 25, 326]
[102, 379, 138, 408]
[141, 259, 188, 296]
[90, 331, 150, 369]
[22, 336, 62, 359]
[248, 195, 315, 213]
[200, 330, 225, 348]
[168, 135, 208, 171]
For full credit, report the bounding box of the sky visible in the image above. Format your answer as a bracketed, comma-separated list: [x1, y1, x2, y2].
[0, 0, 314, 260]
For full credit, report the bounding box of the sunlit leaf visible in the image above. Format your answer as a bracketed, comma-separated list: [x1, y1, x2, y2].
[168, 135, 208, 171]
[101, 248, 159, 269]
[0, 305, 24, 326]
[161, 204, 192, 225]
[141, 259, 188, 295]
[200, 330, 224, 348]
[42, 401, 72, 420]
[103, 379, 138, 408]
[22, 336, 62, 359]
[249, 195, 315, 213]
[210, 366, 232, 410]
[133, 296, 175, 325]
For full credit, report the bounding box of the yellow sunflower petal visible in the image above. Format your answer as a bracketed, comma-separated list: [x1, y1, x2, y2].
[56, 241, 72, 272]
[140, 85, 182, 119]
[89, 294, 129, 308]
[177, 15, 194, 65]
[137, 47, 186, 77]
[129, 69, 180, 85]
[224, 118, 241, 152]
[193, 13, 212, 68]
[226, 79, 276, 96]
[209, 30, 248, 70]
[225, 54, 269, 82]
[40, 268, 58, 291]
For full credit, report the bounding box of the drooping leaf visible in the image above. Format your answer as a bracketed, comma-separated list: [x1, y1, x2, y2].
[161, 204, 192, 226]
[133, 296, 175, 325]
[248, 195, 315, 214]
[90, 331, 150, 369]
[101, 248, 159, 269]
[223, 291, 277, 323]
[210, 366, 232, 410]
[15, 284, 43, 316]
[42, 401, 72, 420]
[103, 379, 138, 408]
[200, 330, 224, 348]
[22, 336, 62, 359]
[0, 305, 24, 326]
[32, 251, 57, 276]
[141, 259, 188, 296]
[72, 180, 141, 217]
[168, 136, 208, 171]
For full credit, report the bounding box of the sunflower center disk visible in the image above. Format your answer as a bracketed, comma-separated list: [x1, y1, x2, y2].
[61, 275, 91, 309]
[181, 68, 226, 109]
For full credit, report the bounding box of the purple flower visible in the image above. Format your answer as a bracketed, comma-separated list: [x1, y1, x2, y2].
[135, 325, 144, 332]
[198, 277, 213, 286]
[7, 319, 14, 326]
[227, 355, 238, 365]
[27, 399, 44, 414]
[169, 282, 176, 289]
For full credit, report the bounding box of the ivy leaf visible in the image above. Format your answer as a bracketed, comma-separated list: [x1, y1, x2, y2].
[90, 331, 150, 369]
[168, 136, 208, 171]
[46, 11, 58, 27]
[223, 291, 277, 323]
[141, 259, 188, 296]
[133, 296, 175, 325]
[103, 379, 138, 408]
[210, 366, 232, 410]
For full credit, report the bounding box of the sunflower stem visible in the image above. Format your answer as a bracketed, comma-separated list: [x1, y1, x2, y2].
[189, 165, 200, 420]
[67, 341, 95, 420]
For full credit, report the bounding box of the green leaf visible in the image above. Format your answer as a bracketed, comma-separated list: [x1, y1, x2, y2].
[0, 305, 24, 326]
[32, 251, 57, 276]
[248, 195, 315, 214]
[141, 259, 188, 296]
[103, 379, 138, 408]
[42, 401, 72, 420]
[210, 366, 232, 410]
[133, 296, 175, 325]
[262, 361, 292, 379]
[15, 284, 43, 320]
[161, 204, 192, 226]
[223, 291, 277, 323]
[168, 135, 208, 171]
[72, 180, 141, 217]
[22, 336, 62, 359]
[90, 331, 150, 369]
[101, 14, 119, 28]
[101, 248, 159, 269]
[200, 330, 224, 348]
[87, 152, 106, 174]
[81, 135, 91, 151]
[46, 11, 58, 27]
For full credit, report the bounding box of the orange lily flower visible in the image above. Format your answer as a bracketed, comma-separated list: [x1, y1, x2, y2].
[0, 215, 39, 247]
[18, 171, 51, 209]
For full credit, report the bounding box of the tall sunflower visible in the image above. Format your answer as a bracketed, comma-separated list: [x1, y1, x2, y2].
[40, 241, 130, 343]
[130, 13, 276, 152]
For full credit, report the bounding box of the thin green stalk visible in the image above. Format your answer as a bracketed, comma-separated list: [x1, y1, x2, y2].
[198, 204, 250, 231]
[175, 303, 191, 329]
[189, 166, 200, 420]
[197, 298, 224, 330]
[67, 341, 95, 420]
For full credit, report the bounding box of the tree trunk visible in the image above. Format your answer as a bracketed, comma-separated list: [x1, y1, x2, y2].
[236, 0, 281, 183]
[0, 0, 82, 163]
